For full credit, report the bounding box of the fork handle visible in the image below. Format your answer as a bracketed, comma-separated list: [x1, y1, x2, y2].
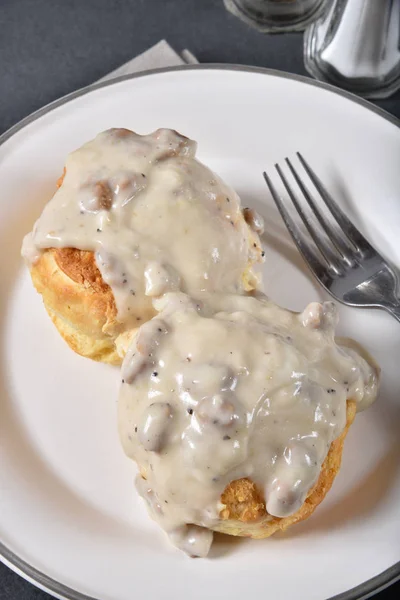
[385, 304, 400, 323]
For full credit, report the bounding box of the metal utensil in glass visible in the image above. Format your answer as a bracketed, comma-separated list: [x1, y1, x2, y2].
[224, 0, 329, 32]
[304, 0, 400, 98]
[263, 153, 400, 322]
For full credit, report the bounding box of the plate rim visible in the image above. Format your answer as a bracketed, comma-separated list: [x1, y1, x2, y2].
[1, 63, 399, 600]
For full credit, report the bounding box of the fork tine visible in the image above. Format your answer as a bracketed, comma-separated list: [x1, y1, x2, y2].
[274, 163, 344, 276]
[285, 157, 355, 266]
[263, 171, 333, 283]
[296, 152, 375, 256]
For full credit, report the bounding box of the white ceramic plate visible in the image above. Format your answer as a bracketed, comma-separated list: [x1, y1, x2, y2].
[0, 66, 399, 600]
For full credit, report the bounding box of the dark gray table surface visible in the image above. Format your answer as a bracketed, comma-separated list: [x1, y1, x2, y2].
[0, 1, 399, 599]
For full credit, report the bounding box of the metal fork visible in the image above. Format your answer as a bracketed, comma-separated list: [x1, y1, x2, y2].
[263, 153, 400, 323]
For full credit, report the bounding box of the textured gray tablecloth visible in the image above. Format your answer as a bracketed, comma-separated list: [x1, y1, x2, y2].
[0, 1, 399, 599]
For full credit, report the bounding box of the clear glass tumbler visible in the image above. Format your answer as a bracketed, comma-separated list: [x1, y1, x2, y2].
[224, 0, 329, 32]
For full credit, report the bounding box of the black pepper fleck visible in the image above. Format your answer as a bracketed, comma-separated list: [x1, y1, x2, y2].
[187, 408, 193, 415]
[152, 371, 158, 377]
[158, 328, 162, 332]
[137, 317, 142, 321]
[97, 228, 102, 232]
[223, 435, 231, 441]
[253, 243, 257, 247]
[122, 379, 125, 383]
[226, 197, 230, 202]
[230, 220, 234, 225]
[327, 388, 336, 394]
[122, 279, 128, 284]
[134, 426, 138, 433]
[261, 251, 265, 257]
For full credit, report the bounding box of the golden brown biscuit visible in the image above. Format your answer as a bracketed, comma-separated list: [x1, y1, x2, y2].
[30, 247, 125, 365]
[214, 400, 356, 538]
[29, 234, 260, 365]
[29, 170, 118, 362]
[29, 168, 131, 364]
[27, 146, 263, 365]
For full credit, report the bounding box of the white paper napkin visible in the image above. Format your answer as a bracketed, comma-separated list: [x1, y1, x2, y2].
[98, 39, 198, 83]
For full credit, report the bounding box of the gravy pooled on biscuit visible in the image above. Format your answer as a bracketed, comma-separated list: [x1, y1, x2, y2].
[118, 292, 379, 557]
[22, 129, 263, 326]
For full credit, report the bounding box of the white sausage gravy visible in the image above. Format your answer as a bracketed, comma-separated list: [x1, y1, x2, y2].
[118, 292, 379, 557]
[21, 128, 379, 559]
[22, 128, 263, 326]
